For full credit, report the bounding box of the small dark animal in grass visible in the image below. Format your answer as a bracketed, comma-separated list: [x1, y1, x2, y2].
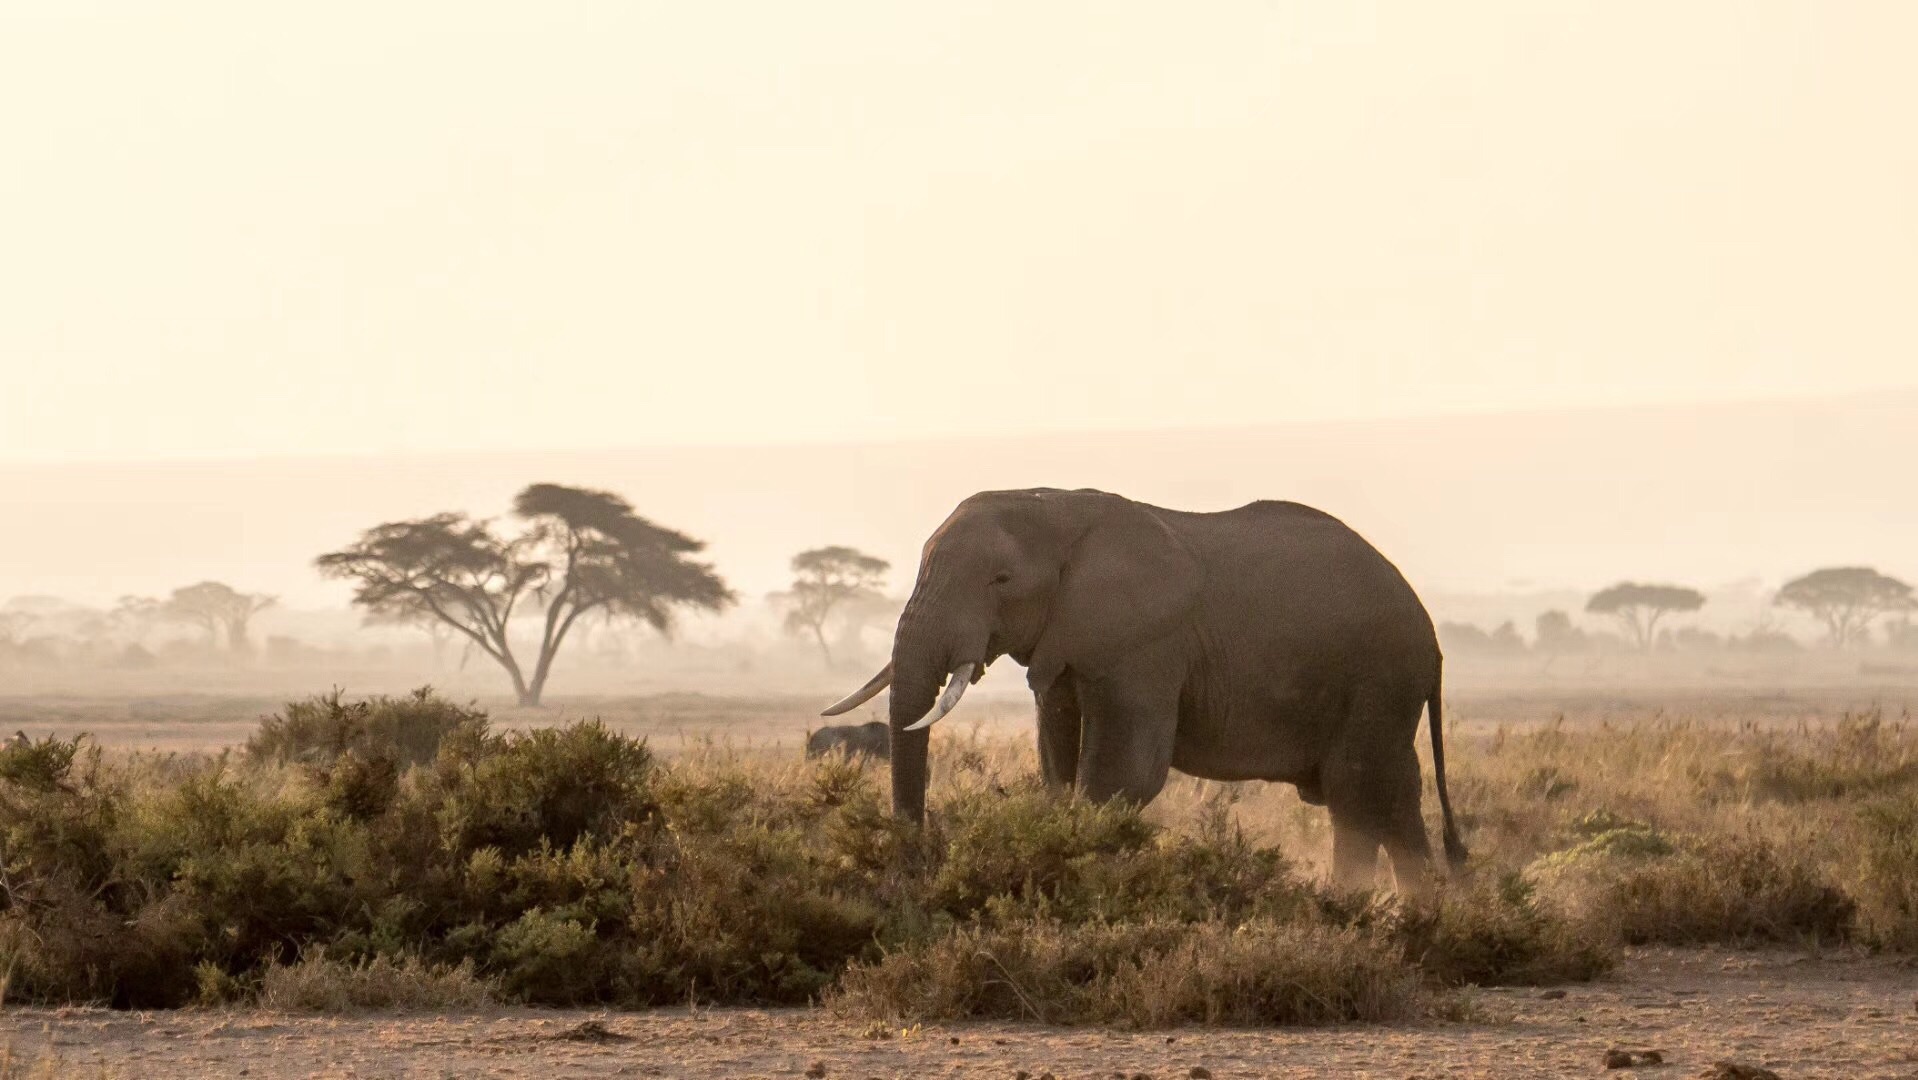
[5, 730, 28, 749]
[805, 721, 891, 761]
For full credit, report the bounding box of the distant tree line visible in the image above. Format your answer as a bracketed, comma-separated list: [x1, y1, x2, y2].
[6, 478, 1915, 701]
[0, 582, 278, 669]
[1440, 567, 1915, 657]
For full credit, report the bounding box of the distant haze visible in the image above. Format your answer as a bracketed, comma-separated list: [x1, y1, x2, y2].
[6, 393, 1915, 627]
[3, 3, 1916, 462]
[4, 4, 1914, 645]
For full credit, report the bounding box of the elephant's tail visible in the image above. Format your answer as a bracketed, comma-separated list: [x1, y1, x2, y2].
[1429, 667, 1469, 871]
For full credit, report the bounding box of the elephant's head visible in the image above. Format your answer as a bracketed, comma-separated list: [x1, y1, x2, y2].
[822, 488, 1202, 821]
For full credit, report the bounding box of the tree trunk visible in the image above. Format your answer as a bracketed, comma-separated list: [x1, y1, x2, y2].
[524, 662, 552, 708]
[509, 661, 539, 706]
[811, 625, 834, 668]
[524, 606, 587, 709]
[493, 644, 534, 706]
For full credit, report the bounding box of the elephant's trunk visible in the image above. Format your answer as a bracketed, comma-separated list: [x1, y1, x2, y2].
[886, 651, 941, 823]
[884, 598, 987, 823]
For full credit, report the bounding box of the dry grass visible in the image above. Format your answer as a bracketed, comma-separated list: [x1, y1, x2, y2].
[831, 917, 1423, 1026]
[1437, 712, 1915, 948]
[2, 690, 1915, 1028]
[250, 951, 500, 1011]
[923, 708, 1915, 947]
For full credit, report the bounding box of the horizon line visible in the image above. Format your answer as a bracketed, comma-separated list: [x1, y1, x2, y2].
[5, 383, 1916, 472]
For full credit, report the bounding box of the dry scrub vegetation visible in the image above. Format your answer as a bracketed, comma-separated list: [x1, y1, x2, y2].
[1, 690, 1913, 1029]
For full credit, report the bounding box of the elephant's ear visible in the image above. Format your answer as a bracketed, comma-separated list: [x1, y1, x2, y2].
[1027, 502, 1202, 694]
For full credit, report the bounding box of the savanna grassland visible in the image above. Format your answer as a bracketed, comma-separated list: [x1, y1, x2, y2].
[3, 687, 1916, 1078]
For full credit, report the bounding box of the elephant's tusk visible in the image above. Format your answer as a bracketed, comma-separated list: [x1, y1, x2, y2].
[904, 662, 975, 731]
[821, 661, 894, 716]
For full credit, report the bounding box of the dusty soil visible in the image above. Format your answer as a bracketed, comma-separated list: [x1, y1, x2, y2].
[5, 949, 1914, 1079]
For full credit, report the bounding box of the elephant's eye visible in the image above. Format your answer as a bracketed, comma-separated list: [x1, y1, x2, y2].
[990, 570, 1013, 586]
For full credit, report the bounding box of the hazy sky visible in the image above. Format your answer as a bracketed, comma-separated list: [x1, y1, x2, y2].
[3, 2, 1915, 463]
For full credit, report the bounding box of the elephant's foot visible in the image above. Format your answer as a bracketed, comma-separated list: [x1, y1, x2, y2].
[1329, 823, 1382, 892]
[1383, 816, 1440, 896]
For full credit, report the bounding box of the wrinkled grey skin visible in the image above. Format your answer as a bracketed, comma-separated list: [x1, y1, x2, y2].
[849, 488, 1465, 891]
[805, 721, 891, 762]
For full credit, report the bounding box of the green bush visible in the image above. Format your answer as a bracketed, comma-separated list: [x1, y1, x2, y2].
[1531, 830, 1855, 946]
[253, 950, 499, 1011]
[1532, 811, 1677, 869]
[6, 708, 1384, 1015]
[0, 733, 193, 1006]
[427, 720, 656, 858]
[247, 687, 488, 769]
[0, 732, 84, 792]
[1375, 874, 1615, 987]
[832, 917, 1422, 1026]
[929, 787, 1312, 926]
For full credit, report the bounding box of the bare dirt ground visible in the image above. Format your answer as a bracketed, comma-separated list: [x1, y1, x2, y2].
[6, 949, 1914, 1079]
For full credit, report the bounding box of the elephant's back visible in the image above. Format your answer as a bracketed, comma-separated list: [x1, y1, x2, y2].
[1169, 500, 1436, 650]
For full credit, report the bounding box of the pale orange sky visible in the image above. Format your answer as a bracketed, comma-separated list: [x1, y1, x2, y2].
[3, 2, 1915, 463]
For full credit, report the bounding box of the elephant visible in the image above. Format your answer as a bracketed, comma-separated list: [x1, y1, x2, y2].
[822, 488, 1466, 891]
[805, 721, 891, 762]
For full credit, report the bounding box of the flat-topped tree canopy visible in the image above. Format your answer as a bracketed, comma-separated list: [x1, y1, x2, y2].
[1585, 582, 1706, 651]
[1775, 567, 1914, 648]
[317, 483, 733, 706]
[774, 545, 892, 668]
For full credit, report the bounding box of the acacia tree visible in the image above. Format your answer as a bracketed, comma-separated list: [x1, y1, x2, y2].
[1774, 567, 1913, 648]
[111, 595, 162, 644]
[1585, 582, 1705, 651]
[775, 546, 890, 667]
[316, 483, 733, 705]
[160, 582, 276, 653]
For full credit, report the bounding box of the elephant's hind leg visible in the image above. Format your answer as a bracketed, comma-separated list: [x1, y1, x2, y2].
[1036, 671, 1082, 792]
[1328, 815, 1383, 891]
[1379, 752, 1438, 896]
[1328, 749, 1435, 893]
[1323, 691, 1433, 893]
[1322, 741, 1385, 890]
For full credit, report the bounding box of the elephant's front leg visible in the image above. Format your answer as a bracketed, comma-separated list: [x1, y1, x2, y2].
[1035, 670, 1082, 792]
[1073, 668, 1180, 806]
